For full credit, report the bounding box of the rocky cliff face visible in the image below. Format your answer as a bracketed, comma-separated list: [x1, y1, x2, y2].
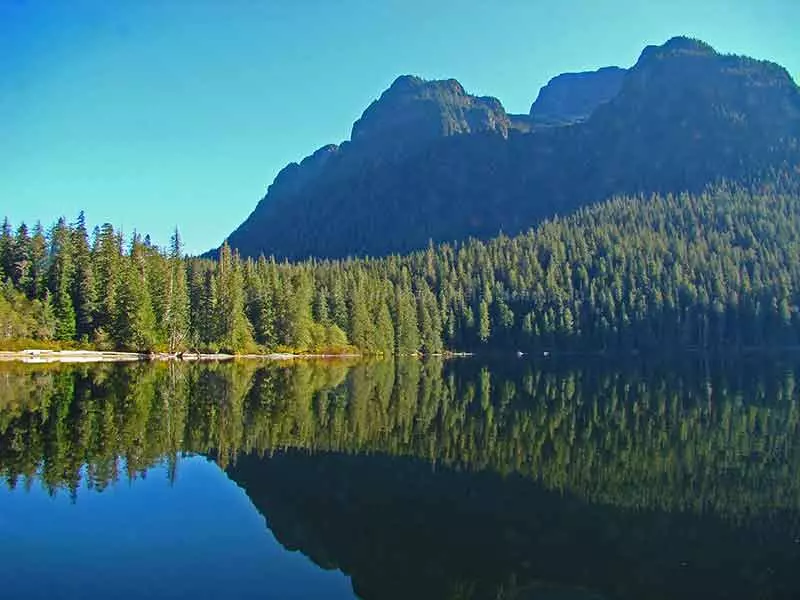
[529, 66, 626, 126]
[214, 37, 800, 261]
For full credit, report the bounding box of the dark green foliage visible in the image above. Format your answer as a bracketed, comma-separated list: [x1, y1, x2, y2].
[9, 223, 31, 291]
[164, 229, 190, 352]
[91, 223, 121, 341]
[393, 280, 420, 354]
[0, 219, 12, 282]
[0, 280, 55, 341]
[71, 212, 95, 341]
[282, 270, 313, 351]
[4, 177, 800, 353]
[215, 242, 254, 353]
[477, 300, 490, 343]
[47, 218, 76, 341]
[113, 234, 158, 351]
[26, 223, 48, 300]
[348, 276, 377, 353]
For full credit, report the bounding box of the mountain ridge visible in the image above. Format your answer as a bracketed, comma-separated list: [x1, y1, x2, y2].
[214, 36, 800, 261]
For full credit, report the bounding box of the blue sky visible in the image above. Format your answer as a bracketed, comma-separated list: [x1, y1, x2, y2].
[1, 0, 798, 254]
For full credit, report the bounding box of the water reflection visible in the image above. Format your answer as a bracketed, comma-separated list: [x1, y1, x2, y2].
[0, 453, 355, 600]
[1, 357, 800, 599]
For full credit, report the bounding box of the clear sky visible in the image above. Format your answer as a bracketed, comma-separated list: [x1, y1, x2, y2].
[1, 0, 798, 254]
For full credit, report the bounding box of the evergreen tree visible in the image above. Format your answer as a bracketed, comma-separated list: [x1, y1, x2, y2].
[113, 234, 157, 350]
[348, 277, 377, 353]
[47, 218, 76, 341]
[164, 228, 190, 352]
[329, 275, 349, 332]
[71, 211, 96, 341]
[215, 242, 253, 352]
[416, 278, 443, 354]
[394, 282, 420, 354]
[27, 222, 48, 301]
[0, 218, 12, 282]
[284, 270, 313, 351]
[477, 299, 490, 343]
[11, 223, 31, 291]
[374, 289, 395, 355]
[199, 265, 218, 348]
[92, 223, 122, 340]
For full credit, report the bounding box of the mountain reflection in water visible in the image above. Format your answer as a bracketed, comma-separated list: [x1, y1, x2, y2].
[1, 356, 799, 599]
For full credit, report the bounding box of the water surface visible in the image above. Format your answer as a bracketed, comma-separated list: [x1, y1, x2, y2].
[1, 356, 799, 599]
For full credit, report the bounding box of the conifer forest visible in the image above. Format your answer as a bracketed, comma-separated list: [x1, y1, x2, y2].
[3, 178, 800, 355]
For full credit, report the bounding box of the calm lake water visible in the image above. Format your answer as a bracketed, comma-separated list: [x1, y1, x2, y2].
[1, 356, 799, 599]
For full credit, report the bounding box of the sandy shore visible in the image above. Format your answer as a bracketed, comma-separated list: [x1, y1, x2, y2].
[0, 349, 362, 364]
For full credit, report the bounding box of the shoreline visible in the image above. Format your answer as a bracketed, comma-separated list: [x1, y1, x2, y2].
[3, 345, 796, 364]
[0, 349, 365, 364]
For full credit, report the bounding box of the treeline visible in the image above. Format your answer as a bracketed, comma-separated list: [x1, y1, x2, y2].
[3, 178, 800, 353]
[2, 358, 800, 519]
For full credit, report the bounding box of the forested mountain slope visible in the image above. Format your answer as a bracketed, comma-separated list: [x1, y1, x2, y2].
[3, 177, 800, 353]
[218, 36, 800, 260]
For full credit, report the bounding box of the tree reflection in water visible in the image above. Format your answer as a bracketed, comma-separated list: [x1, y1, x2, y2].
[1, 356, 799, 599]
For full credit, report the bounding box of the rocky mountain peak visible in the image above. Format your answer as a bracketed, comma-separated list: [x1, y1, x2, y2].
[350, 75, 510, 153]
[637, 36, 717, 64]
[605, 35, 800, 136]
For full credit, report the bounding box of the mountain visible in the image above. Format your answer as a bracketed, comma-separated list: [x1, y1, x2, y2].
[351, 75, 511, 152]
[217, 76, 515, 260]
[529, 66, 626, 127]
[215, 36, 800, 260]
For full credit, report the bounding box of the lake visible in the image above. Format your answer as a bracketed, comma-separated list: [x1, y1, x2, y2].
[1, 356, 799, 599]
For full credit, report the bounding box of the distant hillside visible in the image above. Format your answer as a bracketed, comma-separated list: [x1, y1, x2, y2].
[217, 36, 800, 261]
